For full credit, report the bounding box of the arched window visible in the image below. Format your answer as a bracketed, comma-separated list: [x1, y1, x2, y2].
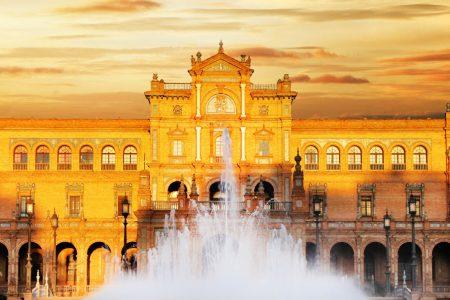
[305, 146, 319, 170]
[101, 146, 115, 170]
[326, 146, 340, 170]
[348, 146, 362, 170]
[80, 145, 94, 170]
[35, 145, 50, 170]
[13, 145, 28, 170]
[172, 140, 184, 156]
[123, 146, 137, 170]
[215, 136, 223, 161]
[391, 146, 406, 170]
[369, 146, 384, 170]
[57, 146, 72, 170]
[413, 146, 428, 170]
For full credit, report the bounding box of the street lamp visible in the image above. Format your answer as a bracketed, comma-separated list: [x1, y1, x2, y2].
[313, 195, 322, 267]
[408, 194, 417, 290]
[121, 196, 130, 272]
[25, 198, 34, 292]
[50, 210, 59, 293]
[383, 211, 391, 295]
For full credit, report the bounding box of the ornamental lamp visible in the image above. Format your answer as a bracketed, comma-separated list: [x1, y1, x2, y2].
[121, 196, 130, 218]
[383, 211, 391, 230]
[313, 195, 322, 217]
[26, 198, 34, 217]
[408, 194, 416, 217]
[51, 209, 59, 230]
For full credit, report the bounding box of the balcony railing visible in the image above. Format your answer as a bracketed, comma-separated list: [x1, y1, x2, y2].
[197, 201, 246, 211]
[327, 164, 340, 170]
[370, 164, 384, 170]
[433, 285, 450, 293]
[56, 285, 77, 297]
[348, 164, 362, 170]
[305, 164, 318, 170]
[80, 163, 93, 170]
[13, 163, 27, 170]
[164, 83, 191, 90]
[414, 164, 428, 170]
[151, 201, 179, 210]
[265, 201, 292, 212]
[251, 83, 277, 90]
[392, 164, 406, 170]
[57, 163, 71, 170]
[123, 164, 137, 170]
[35, 163, 49, 170]
[101, 164, 115, 170]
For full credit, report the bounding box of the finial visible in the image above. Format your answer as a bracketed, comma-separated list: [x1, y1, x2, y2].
[152, 73, 158, 80]
[257, 175, 265, 195]
[178, 175, 186, 195]
[245, 175, 252, 195]
[218, 40, 224, 53]
[190, 174, 198, 196]
[196, 51, 202, 62]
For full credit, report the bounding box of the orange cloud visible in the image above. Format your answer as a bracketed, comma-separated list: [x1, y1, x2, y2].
[0, 67, 64, 75]
[382, 50, 450, 63]
[291, 74, 369, 84]
[379, 67, 450, 81]
[228, 47, 339, 60]
[57, 0, 160, 14]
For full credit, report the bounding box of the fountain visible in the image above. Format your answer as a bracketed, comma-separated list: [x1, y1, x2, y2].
[90, 129, 366, 300]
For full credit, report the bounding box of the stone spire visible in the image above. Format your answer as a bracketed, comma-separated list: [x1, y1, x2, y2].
[218, 40, 224, 53]
[257, 175, 265, 196]
[178, 175, 186, 196]
[189, 174, 199, 198]
[294, 148, 302, 175]
[244, 175, 252, 196]
[292, 148, 304, 192]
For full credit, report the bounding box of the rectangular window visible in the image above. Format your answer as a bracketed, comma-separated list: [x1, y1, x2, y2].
[20, 195, 30, 217]
[69, 196, 81, 217]
[259, 140, 270, 156]
[360, 195, 373, 217]
[172, 140, 183, 156]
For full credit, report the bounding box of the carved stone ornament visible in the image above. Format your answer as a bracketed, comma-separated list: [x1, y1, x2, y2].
[173, 105, 182, 116]
[259, 105, 269, 116]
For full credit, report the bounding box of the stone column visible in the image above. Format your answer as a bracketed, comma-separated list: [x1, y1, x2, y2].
[195, 83, 201, 118]
[76, 250, 87, 296]
[240, 83, 246, 118]
[284, 131, 289, 162]
[240, 127, 246, 161]
[196, 126, 201, 161]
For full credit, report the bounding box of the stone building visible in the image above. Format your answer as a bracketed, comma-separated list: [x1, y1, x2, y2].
[0, 43, 448, 298]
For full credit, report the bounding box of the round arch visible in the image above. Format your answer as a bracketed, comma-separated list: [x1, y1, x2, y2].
[18, 242, 43, 285]
[166, 180, 189, 200]
[0, 243, 8, 285]
[56, 242, 77, 286]
[87, 242, 111, 286]
[432, 242, 450, 287]
[253, 180, 275, 201]
[364, 242, 387, 295]
[397, 242, 423, 289]
[330, 242, 355, 276]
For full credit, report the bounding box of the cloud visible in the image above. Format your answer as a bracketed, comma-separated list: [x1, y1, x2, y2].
[379, 67, 450, 81]
[381, 50, 450, 63]
[291, 74, 369, 84]
[57, 0, 160, 14]
[227, 47, 339, 61]
[192, 4, 450, 22]
[80, 17, 244, 31]
[0, 66, 64, 75]
[46, 34, 104, 40]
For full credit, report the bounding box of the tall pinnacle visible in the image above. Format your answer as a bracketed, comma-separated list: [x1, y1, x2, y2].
[218, 40, 224, 53]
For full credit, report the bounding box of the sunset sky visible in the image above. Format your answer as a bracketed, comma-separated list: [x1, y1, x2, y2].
[0, 0, 449, 119]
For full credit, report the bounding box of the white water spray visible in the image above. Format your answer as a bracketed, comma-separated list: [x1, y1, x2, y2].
[90, 129, 366, 300]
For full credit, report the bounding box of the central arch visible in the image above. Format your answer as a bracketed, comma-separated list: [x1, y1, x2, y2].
[330, 242, 354, 276]
[397, 242, 422, 289]
[87, 242, 111, 287]
[364, 242, 387, 295]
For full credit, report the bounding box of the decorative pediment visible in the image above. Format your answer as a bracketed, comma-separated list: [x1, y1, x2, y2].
[254, 126, 274, 137]
[167, 125, 187, 136]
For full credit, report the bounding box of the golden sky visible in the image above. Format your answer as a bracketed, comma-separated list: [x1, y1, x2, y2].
[0, 0, 449, 119]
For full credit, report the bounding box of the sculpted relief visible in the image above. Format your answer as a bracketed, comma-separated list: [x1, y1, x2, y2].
[206, 94, 236, 114]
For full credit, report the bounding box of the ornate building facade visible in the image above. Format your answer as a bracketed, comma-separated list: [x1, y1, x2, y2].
[0, 43, 449, 298]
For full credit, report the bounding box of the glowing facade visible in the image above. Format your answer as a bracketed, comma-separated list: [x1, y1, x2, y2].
[0, 44, 449, 298]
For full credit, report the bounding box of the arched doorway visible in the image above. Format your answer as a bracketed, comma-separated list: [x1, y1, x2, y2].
[397, 242, 423, 289]
[0, 243, 8, 285]
[364, 242, 387, 295]
[432, 242, 450, 289]
[87, 242, 111, 287]
[330, 242, 354, 276]
[209, 181, 228, 201]
[305, 242, 316, 269]
[167, 181, 188, 200]
[56, 242, 77, 286]
[18, 242, 43, 286]
[253, 180, 275, 201]
[121, 242, 138, 272]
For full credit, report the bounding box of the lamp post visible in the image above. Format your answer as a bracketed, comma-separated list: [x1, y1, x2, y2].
[408, 194, 417, 290]
[313, 195, 322, 268]
[383, 211, 391, 295]
[50, 210, 59, 293]
[25, 198, 34, 293]
[121, 196, 130, 272]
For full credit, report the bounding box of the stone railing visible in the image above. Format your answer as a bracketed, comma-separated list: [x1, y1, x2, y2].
[163, 83, 191, 90]
[433, 285, 450, 293]
[56, 285, 77, 297]
[251, 83, 277, 90]
[151, 201, 179, 210]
